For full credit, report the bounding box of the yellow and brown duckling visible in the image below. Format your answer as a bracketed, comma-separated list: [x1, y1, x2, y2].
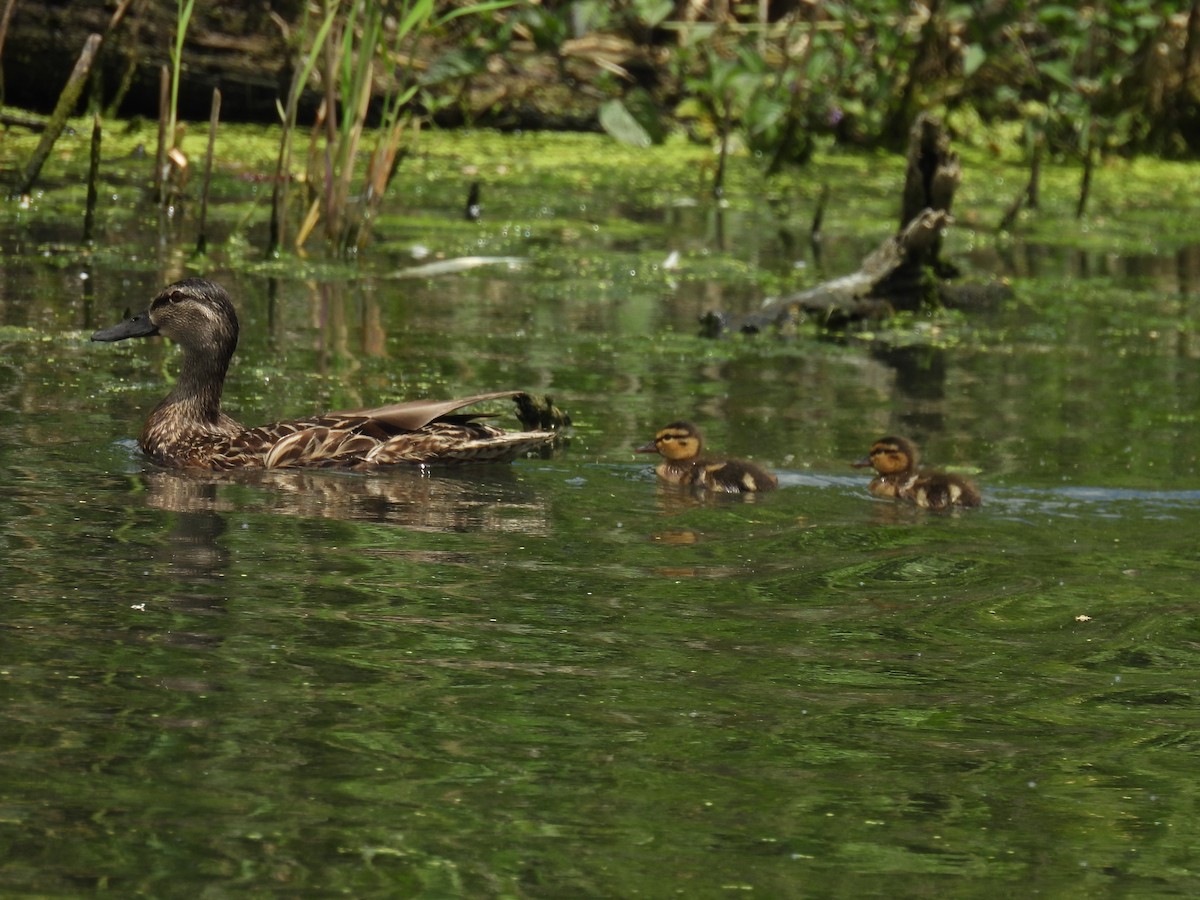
[637, 421, 778, 493]
[852, 435, 981, 510]
[92, 278, 562, 470]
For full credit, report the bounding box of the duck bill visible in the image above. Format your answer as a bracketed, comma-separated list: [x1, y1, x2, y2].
[850, 457, 873, 468]
[92, 309, 159, 342]
[635, 441, 659, 454]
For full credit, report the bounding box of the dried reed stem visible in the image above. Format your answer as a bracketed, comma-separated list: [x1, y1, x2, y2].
[196, 87, 221, 255]
[154, 65, 169, 203]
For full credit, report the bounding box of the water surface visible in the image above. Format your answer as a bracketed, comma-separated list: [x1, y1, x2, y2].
[2, 128, 1199, 896]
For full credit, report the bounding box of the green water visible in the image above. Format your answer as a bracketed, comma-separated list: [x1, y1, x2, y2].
[2, 128, 1200, 896]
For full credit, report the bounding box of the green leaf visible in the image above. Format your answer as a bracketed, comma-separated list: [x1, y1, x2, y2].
[1037, 60, 1076, 89]
[437, 0, 518, 27]
[422, 48, 487, 87]
[1036, 5, 1081, 25]
[962, 44, 986, 78]
[633, 0, 673, 28]
[599, 100, 654, 148]
[622, 88, 667, 145]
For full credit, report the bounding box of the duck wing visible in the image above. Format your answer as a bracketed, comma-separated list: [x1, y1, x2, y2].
[251, 417, 554, 469]
[363, 423, 556, 466]
[328, 390, 532, 432]
[696, 459, 779, 493]
[904, 472, 982, 510]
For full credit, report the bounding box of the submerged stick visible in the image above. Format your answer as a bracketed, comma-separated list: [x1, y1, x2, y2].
[102, 0, 137, 35]
[810, 183, 830, 269]
[1076, 146, 1093, 219]
[713, 105, 731, 200]
[196, 87, 221, 255]
[0, 0, 19, 97]
[1026, 139, 1042, 210]
[104, 0, 143, 119]
[999, 136, 1043, 232]
[997, 186, 1024, 233]
[154, 65, 169, 203]
[810, 184, 829, 240]
[83, 115, 101, 243]
[464, 181, 481, 222]
[17, 33, 102, 195]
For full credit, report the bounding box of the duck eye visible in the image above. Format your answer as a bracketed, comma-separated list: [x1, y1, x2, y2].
[153, 291, 185, 310]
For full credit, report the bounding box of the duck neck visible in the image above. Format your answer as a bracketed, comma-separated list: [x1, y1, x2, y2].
[165, 346, 230, 424]
[142, 342, 233, 448]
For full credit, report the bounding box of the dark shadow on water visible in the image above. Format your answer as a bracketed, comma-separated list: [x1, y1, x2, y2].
[869, 344, 948, 437]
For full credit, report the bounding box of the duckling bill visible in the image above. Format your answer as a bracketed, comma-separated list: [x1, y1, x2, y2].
[852, 435, 981, 510]
[637, 421, 777, 493]
[92, 278, 562, 470]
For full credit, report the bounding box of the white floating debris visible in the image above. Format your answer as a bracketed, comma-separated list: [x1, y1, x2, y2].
[390, 256, 526, 279]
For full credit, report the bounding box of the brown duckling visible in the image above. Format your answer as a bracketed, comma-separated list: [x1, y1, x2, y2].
[852, 435, 981, 510]
[91, 278, 560, 470]
[637, 421, 778, 493]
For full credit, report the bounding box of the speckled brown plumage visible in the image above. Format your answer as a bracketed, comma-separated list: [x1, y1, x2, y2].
[851, 435, 981, 510]
[92, 278, 560, 470]
[636, 421, 777, 493]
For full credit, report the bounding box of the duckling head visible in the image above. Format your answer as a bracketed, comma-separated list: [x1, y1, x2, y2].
[852, 435, 918, 476]
[636, 421, 704, 462]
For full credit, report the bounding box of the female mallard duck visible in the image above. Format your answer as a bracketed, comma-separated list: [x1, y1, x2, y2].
[92, 278, 561, 470]
[636, 421, 778, 493]
[852, 436, 981, 510]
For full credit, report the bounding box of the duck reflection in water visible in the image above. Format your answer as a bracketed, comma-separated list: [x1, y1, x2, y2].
[139, 465, 553, 536]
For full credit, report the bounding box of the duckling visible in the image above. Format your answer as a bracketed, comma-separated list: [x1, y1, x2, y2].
[91, 278, 562, 470]
[852, 435, 981, 510]
[637, 421, 778, 493]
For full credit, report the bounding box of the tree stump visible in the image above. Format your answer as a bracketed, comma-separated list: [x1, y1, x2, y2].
[702, 113, 996, 336]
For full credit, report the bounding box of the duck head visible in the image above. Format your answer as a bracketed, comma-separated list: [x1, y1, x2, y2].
[92, 277, 239, 358]
[637, 421, 703, 462]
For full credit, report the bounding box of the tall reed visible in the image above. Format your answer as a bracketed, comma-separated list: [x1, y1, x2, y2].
[270, 0, 514, 258]
[155, 0, 194, 204]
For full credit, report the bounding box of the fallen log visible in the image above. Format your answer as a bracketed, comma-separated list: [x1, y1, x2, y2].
[0, 106, 47, 129]
[702, 209, 952, 334]
[702, 113, 1010, 336]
